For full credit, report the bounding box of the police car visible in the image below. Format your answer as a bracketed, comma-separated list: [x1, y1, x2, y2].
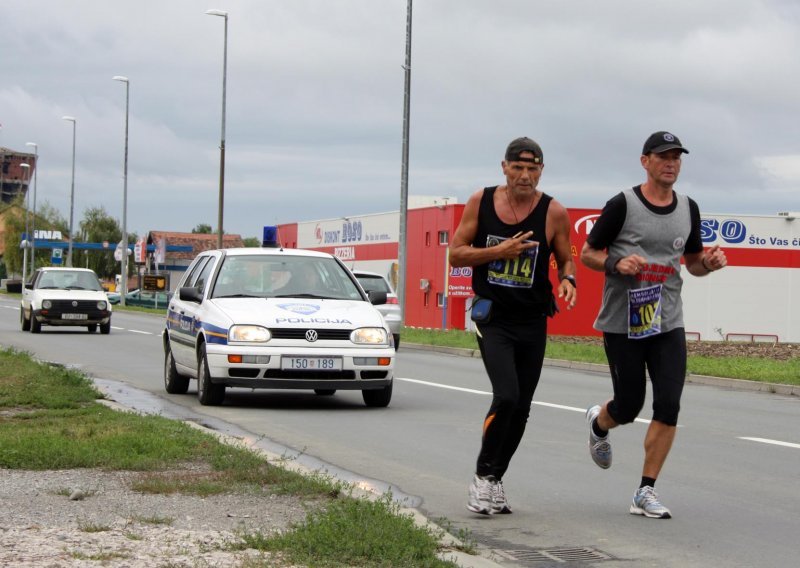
[162, 240, 395, 407]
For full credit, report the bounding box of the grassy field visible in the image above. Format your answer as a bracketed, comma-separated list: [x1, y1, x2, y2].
[0, 348, 460, 567]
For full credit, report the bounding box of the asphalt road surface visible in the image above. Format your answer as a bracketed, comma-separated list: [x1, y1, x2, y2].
[1, 298, 798, 567]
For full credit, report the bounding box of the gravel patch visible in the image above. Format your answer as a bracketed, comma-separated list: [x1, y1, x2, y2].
[0, 468, 311, 567]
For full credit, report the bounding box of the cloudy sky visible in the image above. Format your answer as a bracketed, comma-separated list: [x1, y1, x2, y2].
[2, 0, 799, 240]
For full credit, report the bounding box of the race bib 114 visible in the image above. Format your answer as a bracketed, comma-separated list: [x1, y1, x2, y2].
[486, 234, 539, 288]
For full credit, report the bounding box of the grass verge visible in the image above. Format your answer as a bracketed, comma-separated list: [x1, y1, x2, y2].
[402, 327, 799, 385]
[0, 347, 459, 567]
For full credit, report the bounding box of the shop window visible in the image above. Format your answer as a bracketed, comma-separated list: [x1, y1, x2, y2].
[436, 293, 445, 307]
[438, 231, 449, 245]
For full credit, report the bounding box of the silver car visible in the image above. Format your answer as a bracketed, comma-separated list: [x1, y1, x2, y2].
[352, 270, 401, 349]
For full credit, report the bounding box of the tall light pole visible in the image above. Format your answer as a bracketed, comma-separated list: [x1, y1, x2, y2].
[397, 0, 413, 327]
[113, 76, 130, 306]
[20, 163, 31, 281]
[62, 116, 77, 267]
[25, 142, 38, 274]
[206, 8, 228, 249]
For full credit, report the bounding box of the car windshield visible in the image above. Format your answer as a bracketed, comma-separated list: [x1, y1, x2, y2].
[356, 274, 392, 294]
[211, 255, 363, 301]
[36, 270, 103, 291]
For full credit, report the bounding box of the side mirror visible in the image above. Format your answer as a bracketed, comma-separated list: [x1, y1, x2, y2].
[179, 286, 204, 303]
[368, 290, 387, 305]
[24, 282, 33, 290]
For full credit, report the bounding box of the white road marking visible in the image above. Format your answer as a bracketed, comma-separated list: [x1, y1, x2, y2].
[739, 437, 800, 449]
[397, 377, 652, 424]
[398, 377, 490, 396]
[129, 329, 152, 335]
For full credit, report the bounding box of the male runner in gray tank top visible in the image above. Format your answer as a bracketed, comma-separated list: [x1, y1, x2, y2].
[580, 131, 727, 519]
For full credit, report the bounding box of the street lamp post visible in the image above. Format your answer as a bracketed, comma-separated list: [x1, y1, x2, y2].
[20, 163, 31, 281]
[113, 76, 130, 306]
[206, 8, 228, 249]
[25, 142, 38, 274]
[397, 0, 413, 327]
[62, 116, 77, 267]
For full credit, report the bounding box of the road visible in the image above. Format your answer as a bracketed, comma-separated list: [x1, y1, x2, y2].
[1, 298, 798, 567]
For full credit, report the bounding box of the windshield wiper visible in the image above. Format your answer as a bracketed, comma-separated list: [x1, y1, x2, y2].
[214, 293, 263, 299]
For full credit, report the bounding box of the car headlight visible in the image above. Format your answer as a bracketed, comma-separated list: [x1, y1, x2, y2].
[97, 301, 107, 310]
[229, 325, 271, 342]
[351, 327, 388, 344]
[42, 300, 52, 309]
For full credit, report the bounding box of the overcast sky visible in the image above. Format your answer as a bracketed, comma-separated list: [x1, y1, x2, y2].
[2, 0, 799, 240]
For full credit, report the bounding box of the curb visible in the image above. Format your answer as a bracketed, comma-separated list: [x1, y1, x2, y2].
[96, 396, 502, 568]
[401, 342, 798, 396]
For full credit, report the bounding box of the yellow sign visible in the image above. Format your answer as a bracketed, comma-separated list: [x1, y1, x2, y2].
[143, 274, 168, 292]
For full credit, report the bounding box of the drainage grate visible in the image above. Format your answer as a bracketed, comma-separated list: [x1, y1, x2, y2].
[493, 546, 613, 565]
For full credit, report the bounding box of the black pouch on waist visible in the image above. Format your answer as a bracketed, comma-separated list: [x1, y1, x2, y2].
[470, 297, 493, 324]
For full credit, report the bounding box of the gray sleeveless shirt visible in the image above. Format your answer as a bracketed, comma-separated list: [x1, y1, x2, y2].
[594, 188, 692, 334]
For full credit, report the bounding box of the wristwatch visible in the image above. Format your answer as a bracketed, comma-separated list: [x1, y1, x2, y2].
[561, 275, 577, 288]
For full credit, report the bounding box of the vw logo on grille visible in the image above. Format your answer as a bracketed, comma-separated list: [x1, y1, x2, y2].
[305, 329, 318, 342]
[71, 301, 78, 307]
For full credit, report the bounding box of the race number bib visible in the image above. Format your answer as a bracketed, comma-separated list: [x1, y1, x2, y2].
[628, 284, 663, 339]
[485, 234, 539, 288]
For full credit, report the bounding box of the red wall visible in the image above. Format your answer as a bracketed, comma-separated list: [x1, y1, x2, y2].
[546, 208, 603, 337]
[404, 205, 467, 330]
[402, 205, 604, 336]
[277, 206, 605, 336]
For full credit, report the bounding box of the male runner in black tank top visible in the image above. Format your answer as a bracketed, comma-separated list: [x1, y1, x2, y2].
[450, 137, 577, 515]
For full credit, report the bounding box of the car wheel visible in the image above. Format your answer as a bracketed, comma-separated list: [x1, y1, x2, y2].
[393, 334, 400, 350]
[87, 324, 98, 333]
[100, 320, 111, 335]
[31, 316, 42, 334]
[197, 344, 225, 406]
[314, 389, 336, 396]
[164, 344, 190, 394]
[20, 307, 30, 332]
[362, 382, 392, 408]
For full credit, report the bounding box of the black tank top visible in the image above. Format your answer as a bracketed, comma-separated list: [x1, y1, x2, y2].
[472, 186, 554, 322]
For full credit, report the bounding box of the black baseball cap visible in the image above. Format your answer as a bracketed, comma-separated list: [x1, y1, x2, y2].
[505, 137, 543, 164]
[642, 131, 689, 155]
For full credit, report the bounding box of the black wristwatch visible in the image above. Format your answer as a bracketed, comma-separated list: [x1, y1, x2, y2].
[561, 275, 577, 288]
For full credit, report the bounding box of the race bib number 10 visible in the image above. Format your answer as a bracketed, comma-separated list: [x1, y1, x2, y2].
[628, 284, 663, 339]
[486, 234, 539, 288]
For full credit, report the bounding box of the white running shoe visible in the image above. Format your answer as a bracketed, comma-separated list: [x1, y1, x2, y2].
[586, 405, 612, 469]
[630, 486, 672, 519]
[491, 478, 512, 514]
[467, 474, 495, 515]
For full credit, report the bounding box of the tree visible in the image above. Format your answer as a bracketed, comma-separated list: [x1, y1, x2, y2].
[1, 199, 67, 279]
[192, 223, 213, 234]
[1, 200, 26, 277]
[78, 206, 122, 279]
[242, 236, 260, 247]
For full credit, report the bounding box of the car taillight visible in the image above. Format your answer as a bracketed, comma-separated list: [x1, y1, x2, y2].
[385, 297, 399, 304]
